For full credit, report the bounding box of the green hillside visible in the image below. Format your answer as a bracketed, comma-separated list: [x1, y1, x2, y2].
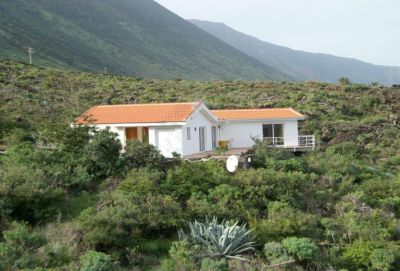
[0, 0, 288, 80]
[190, 19, 400, 85]
[1, 62, 400, 270]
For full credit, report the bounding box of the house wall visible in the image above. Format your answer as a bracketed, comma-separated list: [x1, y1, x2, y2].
[219, 121, 262, 148]
[182, 105, 219, 156]
[93, 124, 184, 158]
[88, 113, 300, 157]
[283, 120, 299, 147]
[219, 120, 299, 148]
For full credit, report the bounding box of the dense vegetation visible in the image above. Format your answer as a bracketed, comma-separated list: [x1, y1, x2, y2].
[0, 61, 399, 270]
[0, 0, 287, 81]
[191, 20, 400, 85]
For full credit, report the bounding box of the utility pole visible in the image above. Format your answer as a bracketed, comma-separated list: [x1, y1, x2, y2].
[104, 67, 107, 75]
[27, 48, 33, 64]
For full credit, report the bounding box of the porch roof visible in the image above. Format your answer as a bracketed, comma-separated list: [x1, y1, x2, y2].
[211, 108, 304, 121]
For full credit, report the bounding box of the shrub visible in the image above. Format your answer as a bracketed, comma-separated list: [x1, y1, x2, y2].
[122, 140, 166, 171]
[200, 258, 229, 271]
[83, 129, 122, 179]
[263, 242, 292, 265]
[161, 241, 196, 271]
[163, 160, 230, 203]
[187, 184, 245, 220]
[251, 141, 295, 169]
[0, 144, 66, 223]
[340, 240, 400, 271]
[339, 77, 351, 85]
[79, 170, 183, 252]
[252, 202, 317, 242]
[0, 222, 46, 270]
[282, 237, 318, 261]
[79, 250, 115, 271]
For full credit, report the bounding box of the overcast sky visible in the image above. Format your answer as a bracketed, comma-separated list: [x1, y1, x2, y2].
[154, 0, 400, 67]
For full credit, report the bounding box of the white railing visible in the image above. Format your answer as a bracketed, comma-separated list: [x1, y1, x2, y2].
[264, 135, 316, 150]
[264, 137, 285, 146]
[298, 135, 316, 149]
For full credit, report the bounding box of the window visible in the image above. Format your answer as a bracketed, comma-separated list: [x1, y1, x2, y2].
[262, 124, 284, 146]
[263, 124, 273, 138]
[262, 124, 283, 138]
[274, 124, 283, 137]
[187, 127, 191, 140]
[211, 126, 217, 149]
[199, 127, 206, 152]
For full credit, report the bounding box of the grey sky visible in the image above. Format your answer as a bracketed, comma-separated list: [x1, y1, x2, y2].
[154, 0, 400, 67]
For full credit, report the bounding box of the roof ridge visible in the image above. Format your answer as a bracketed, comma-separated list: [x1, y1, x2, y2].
[95, 102, 200, 107]
[288, 107, 303, 116]
[211, 108, 293, 111]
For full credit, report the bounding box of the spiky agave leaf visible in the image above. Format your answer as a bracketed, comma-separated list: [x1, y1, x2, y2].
[177, 217, 255, 261]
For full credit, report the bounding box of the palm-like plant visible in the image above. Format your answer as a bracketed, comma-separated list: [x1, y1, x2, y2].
[178, 217, 255, 261]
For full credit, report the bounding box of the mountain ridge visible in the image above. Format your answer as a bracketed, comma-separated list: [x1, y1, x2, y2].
[190, 19, 400, 85]
[0, 0, 289, 81]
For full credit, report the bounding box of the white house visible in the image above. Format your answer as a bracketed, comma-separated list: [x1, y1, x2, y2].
[76, 102, 315, 158]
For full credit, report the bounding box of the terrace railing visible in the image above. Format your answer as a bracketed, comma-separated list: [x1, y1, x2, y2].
[263, 137, 285, 146]
[264, 135, 316, 150]
[298, 135, 316, 149]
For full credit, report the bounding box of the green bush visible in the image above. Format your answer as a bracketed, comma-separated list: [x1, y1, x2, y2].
[79, 169, 183, 253]
[0, 222, 46, 270]
[251, 141, 296, 169]
[122, 140, 166, 171]
[0, 144, 66, 223]
[282, 237, 318, 261]
[79, 250, 115, 271]
[83, 129, 122, 179]
[162, 160, 230, 203]
[187, 184, 244, 220]
[200, 258, 229, 271]
[340, 240, 400, 271]
[263, 242, 292, 265]
[161, 241, 196, 271]
[252, 202, 317, 242]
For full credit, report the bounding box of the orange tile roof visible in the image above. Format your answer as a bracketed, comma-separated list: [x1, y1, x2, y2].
[76, 102, 201, 124]
[211, 108, 304, 120]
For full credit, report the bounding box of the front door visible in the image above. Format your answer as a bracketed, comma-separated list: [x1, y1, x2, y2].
[126, 127, 138, 141]
[199, 127, 206, 152]
[157, 129, 176, 157]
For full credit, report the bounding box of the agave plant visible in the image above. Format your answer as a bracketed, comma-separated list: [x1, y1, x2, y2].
[178, 217, 255, 261]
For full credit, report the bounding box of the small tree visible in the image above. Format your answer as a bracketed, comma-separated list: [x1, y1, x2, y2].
[122, 140, 166, 171]
[83, 129, 122, 179]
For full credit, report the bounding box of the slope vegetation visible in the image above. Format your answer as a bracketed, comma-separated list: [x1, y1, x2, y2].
[1, 62, 400, 270]
[0, 0, 288, 80]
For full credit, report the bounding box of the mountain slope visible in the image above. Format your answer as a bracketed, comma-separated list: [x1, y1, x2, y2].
[0, 0, 289, 81]
[190, 19, 400, 85]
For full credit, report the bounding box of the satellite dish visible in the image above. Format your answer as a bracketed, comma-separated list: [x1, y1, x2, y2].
[226, 155, 239, 173]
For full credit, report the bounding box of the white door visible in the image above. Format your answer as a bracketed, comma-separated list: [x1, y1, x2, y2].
[157, 129, 176, 158]
[199, 127, 206, 152]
